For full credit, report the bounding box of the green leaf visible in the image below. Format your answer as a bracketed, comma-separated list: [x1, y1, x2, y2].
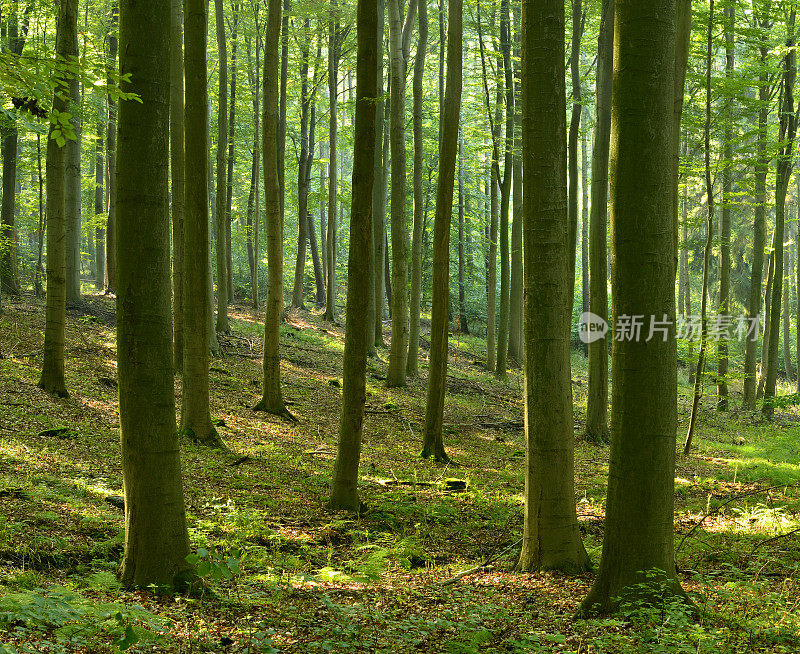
[197, 561, 211, 577]
[185, 553, 200, 565]
[196, 547, 209, 559]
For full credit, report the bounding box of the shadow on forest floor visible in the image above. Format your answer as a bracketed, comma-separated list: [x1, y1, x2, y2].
[1, 291, 799, 652]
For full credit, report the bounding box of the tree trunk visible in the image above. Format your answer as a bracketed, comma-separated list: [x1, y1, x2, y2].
[567, 0, 583, 307]
[764, 12, 796, 418]
[95, 117, 106, 294]
[508, 1, 522, 364]
[255, 0, 292, 420]
[214, 0, 229, 333]
[323, 2, 340, 322]
[784, 222, 794, 380]
[458, 132, 469, 334]
[116, 0, 191, 587]
[515, 0, 589, 575]
[386, 0, 417, 386]
[171, 0, 185, 371]
[717, 0, 734, 409]
[585, 0, 613, 444]
[65, 8, 81, 305]
[407, 0, 427, 377]
[421, 0, 460, 464]
[307, 101, 325, 307]
[105, 2, 118, 295]
[292, 21, 312, 309]
[245, 22, 260, 309]
[329, 0, 377, 510]
[495, 0, 513, 380]
[39, 0, 78, 397]
[581, 0, 689, 613]
[226, 4, 238, 300]
[181, 0, 224, 447]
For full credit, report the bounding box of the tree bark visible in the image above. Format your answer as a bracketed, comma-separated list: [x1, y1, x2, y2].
[254, 0, 292, 420]
[64, 5, 82, 305]
[116, 0, 191, 587]
[567, 0, 583, 313]
[507, 1, 522, 363]
[171, 0, 185, 371]
[581, 0, 689, 613]
[421, 0, 461, 464]
[585, 0, 613, 444]
[323, 1, 340, 323]
[458, 132, 468, 334]
[515, 0, 589, 575]
[39, 0, 78, 398]
[214, 0, 230, 333]
[105, 2, 118, 295]
[407, 0, 427, 377]
[329, 0, 377, 510]
[181, 0, 224, 447]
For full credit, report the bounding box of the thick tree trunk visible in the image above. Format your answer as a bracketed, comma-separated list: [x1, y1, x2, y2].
[39, 0, 78, 398]
[581, 0, 688, 613]
[255, 0, 292, 420]
[171, 0, 185, 371]
[214, 0, 229, 333]
[407, 0, 427, 377]
[515, 0, 589, 575]
[181, 0, 224, 447]
[65, 13, 82, 305]
[421, 0, 461, 464]
[116, 0, 191, 587]
[585, 0, 613, 444]
[329, 0, 377, 510]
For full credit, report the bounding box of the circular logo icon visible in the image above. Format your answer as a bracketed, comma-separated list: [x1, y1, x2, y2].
[578, 312, 609, 344]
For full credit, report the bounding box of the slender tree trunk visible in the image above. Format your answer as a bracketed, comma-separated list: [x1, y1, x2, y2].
[581, 0, 689, 614]
[580, 116, 589, 344]
[784, 223, 794, 380]
[495, 0, 513, 380]
[684, 0, 715, 455]
[105, 2, 118, 295]
[225, 4, 238, 300]
[245, 23, 260, 309]
[324, 2, 340, 322]
[407, 0, 427, 376]
[717, 0, 734, 409]
[39, 0, 78, 397]
[307, 101, 325, 307]
[95, 118, 106, 293]
[320, 139, 327, 286]
[116, 0, 191, 587]
[458, 133, 469, 334]
[207, 122, 221, 356]
[255, 0, 293, 420]
[171, 0, 185, 371]
[386, 0, 417, 386]
[516, 0, 589, 574]
[65, 8, 82, 305]
[422, 0, 461, 464]
[368, 0, 386, 351]
[508, 2, 523, 363]
[486, 105, 499, 372]
[34, 134, 45, 298]
[214, 0, 230, 333]
[329, 0, 377, 510]
[292, 22, 312, 309]
[567, 0, 583, 307]
[585, 0, 613, 443]
[181, 0, 224, 447]
[764, 12, 796, 418]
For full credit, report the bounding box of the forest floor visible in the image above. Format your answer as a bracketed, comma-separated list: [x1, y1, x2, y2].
[1, 293, 800, 653]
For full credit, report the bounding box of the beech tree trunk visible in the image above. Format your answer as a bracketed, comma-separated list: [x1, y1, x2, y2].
[516, 0, 589, 575]
[214, 0, 230, 333]
[105, 2, 118, 295]
[64, 8, 81, 305]
[421, 0, 461, 464]
[323, 1, 340, 322]
[171, 0, 185, 371]
[292, 21, 312, 309]
[116, 0, 191, 587]
[329, 0, 377, 511]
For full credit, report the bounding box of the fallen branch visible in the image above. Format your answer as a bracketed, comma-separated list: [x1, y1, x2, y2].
[433, 538, 522, 587]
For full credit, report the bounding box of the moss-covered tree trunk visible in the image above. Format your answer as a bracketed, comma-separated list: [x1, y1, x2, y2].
[39, 0, 78, 398]
[255, 0, 292, 420]
[182, 0, 223, 448]
[585, 0, 613, 444]
[116, 0, 191, 588]
[407, 0, 427, 377]
[171, 0, 185, 372]
[516, 0, 589, 575]
[581, 0, 689, 613]
[329, 0, 377, 511]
